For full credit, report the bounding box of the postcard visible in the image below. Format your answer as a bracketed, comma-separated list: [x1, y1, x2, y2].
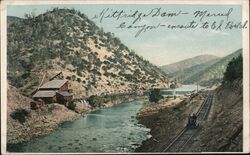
[1, 0, 249, 154]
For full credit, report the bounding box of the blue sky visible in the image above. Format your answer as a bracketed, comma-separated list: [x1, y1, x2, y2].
[7, 4, 243, 66]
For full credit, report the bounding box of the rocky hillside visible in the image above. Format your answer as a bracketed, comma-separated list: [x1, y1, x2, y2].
[7, 8, 169, 98]
[186, 54, 243, 152]
[136, 53, 243, 152]
[7, 85, 81, 145]
[162, 49, 242, 86]
[160, 55, 219, 75]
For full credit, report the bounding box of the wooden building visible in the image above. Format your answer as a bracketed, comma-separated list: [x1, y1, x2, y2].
[32, 79, 73, 104]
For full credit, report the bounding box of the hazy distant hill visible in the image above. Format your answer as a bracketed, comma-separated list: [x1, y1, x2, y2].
[160, 55, 219, 74]
[7, 16, 23, 27]
[166, 49, 242, 86]
[7, 8, 169, 97]
[183, 49, 242, 86]
[170, 58, 220, 83]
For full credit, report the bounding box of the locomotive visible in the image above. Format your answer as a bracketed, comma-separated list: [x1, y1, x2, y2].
[187, 113, 199, 128]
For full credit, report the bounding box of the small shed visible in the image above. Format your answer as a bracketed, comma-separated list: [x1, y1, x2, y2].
[56, 91, 73, 105]
[32, 90, 56, 104]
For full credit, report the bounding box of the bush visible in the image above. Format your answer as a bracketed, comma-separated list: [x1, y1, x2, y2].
[67, 101, 76, 111]
[87, 95, 103, 107]
[77, 78, 81, 83]
[10, 108, 29, 124]
[149, 89, 163, 103]
[190, 93, 198, 99]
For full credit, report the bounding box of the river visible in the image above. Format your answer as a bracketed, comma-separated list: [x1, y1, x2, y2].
[9, 85, 203, 153]
[161, 84, 206, 96]
[10, 100, 151, 153]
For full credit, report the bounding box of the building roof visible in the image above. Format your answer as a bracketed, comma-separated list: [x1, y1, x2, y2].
[33, 90, 56, 98]
[57, 91, 73, 97]
[40, 79, 68, 89]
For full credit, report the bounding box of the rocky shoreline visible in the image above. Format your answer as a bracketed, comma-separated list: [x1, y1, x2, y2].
[7, 85, 146, 149]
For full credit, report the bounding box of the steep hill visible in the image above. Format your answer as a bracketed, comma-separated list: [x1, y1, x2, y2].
[136, 53, 243, 152]
[182, 49, 242, 86]
[162, 49, 242, 86]
[169, 58, 220, 83]
[186, 54, 243, 152]
[7, 8, 169, 97]
[160, 55, 219, 74]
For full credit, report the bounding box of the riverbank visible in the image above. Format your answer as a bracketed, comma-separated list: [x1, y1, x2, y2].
[135, 92, 206, 152]
[7, 85, 146, 147]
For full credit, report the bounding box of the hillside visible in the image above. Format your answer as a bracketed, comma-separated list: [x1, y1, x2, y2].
[186, 54, 243, 152]
[169, 58, 220, 83]
[136, 53, 243, 152]
[7, 85, 80, 144]
[7, 16, 23, 27]
[163, 49, 242, 86]
[182, 49, 242, 86]
[7, 8, 169, 98]
[160, 55, 219, 75]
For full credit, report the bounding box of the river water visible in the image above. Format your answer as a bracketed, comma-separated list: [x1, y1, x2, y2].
[11, 100, 151, 153]
[161, 84, 206, 96]
[9, 85, 203, 153]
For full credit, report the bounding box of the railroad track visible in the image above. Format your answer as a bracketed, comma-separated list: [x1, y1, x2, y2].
[162, 92, 214, 152]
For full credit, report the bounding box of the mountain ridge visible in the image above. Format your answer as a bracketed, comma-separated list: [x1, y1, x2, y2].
[164, 49, 242, 86]
[160, 54, 220, 74]
[7, 8, 169, 97]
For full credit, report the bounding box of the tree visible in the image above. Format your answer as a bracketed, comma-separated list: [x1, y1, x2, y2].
[223, 54, 243, 82]
[67, 101, 76, 111]
[149, 89, 163, 103]
[88, 95, 102, 107]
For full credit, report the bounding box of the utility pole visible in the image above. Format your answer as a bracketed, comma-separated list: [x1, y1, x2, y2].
[197, 81, 199, 93]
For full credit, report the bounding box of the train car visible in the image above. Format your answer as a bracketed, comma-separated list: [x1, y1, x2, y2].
[187, 113, 199, 128]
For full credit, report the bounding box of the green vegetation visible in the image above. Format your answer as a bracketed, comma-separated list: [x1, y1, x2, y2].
[87, 95, 103, 107]
[149, 89, 163, 103]
[67, 101, 76, 111]
[10, 108, 29, 124]
[162, 49, 242, 86]
[7, 8, 169, 96]
[190, 93, 198, 100]
[223, 54, 243, 82]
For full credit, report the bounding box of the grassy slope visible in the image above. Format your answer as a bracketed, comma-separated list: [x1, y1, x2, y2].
[7, 8, 169, 97]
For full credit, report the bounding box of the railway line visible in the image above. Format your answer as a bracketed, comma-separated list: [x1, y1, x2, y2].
[162, 92, 214, 152]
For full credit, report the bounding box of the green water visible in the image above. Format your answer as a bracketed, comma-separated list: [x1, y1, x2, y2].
[10, 100, 151, 153]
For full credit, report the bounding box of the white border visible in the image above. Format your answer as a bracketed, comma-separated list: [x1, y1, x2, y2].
[242, 0, 250, 153]
[1, 0, 249, 154]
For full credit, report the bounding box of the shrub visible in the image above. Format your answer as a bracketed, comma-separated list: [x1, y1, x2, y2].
[10, 108, 29, 124]
[149, 89, 163, 103]
[67, 101, 76, 111]
[87, 95, 103, 107]
[77, 78, 81, 83]
[190, 93, 198, 99]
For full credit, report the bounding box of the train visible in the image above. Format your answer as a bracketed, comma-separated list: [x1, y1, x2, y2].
[187, 113, 199, 128]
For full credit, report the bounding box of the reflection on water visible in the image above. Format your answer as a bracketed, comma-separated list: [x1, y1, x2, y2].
[10, 100, 151, 153]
